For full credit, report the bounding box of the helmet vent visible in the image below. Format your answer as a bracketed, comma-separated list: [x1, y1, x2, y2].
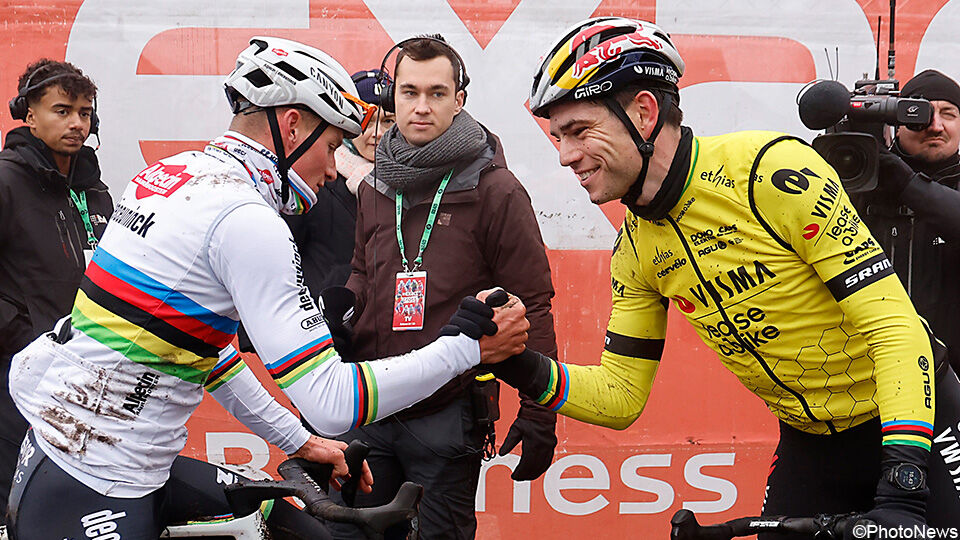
[275, 61, 308, 82]
[250, 39, 269, 54]
[244, 68, 272, 88]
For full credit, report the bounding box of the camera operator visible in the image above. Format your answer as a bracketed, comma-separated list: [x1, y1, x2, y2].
[855, 69, 960, 360]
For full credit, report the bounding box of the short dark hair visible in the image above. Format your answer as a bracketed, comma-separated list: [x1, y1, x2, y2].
[17, 59, 97, 106]
[607, 82, 683, 128]
[394, 34, 465, 91]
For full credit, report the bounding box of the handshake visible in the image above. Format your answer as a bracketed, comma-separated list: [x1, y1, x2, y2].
[439, 288, 531, 365]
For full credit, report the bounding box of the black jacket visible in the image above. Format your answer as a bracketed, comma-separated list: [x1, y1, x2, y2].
[852, 147, 960, 364]
[283, 173, 357, 295]
[0, 127, 113, 359]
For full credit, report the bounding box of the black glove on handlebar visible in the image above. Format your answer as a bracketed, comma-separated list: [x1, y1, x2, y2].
[851, 446, 928, 537]
[439, 296, 498, 339]
[319, 287, 356, 362]
[499, 401, 557, 481]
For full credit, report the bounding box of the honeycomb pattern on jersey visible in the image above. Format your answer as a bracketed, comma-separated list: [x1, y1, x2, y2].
[766, 316, 878, 432]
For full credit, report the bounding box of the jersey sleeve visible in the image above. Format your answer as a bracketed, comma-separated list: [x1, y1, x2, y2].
[752, 137, 935, 450]
[520, 220, 666, 429]
[204, 345, 310, 454]
[207, 202, 482, 437]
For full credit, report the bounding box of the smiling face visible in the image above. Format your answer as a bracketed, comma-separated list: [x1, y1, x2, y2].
[26, 84, 93, 167]
[897, 100, 960, 163]
[549, 99, 646, 205]
[394, 55, 464, 146]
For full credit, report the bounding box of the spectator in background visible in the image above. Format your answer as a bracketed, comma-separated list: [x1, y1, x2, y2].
[336, 35, 558, 540]
[0, 59, 113, 523]
[284, 69, 394, 293]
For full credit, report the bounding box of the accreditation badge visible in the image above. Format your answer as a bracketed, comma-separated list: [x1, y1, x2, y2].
[392, 271, 427, 331]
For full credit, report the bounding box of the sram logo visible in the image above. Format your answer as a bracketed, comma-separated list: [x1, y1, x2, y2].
[133, 162, 193, 199]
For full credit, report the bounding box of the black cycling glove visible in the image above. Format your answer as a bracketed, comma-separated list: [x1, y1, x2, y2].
[319, 286, 356, 362]
[850, 445, 928, 537]
[499, 401, 557, 481]
[439, 296, 498, 339]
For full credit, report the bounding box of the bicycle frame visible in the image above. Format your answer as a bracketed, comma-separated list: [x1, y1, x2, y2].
[159, 512, 268, 539]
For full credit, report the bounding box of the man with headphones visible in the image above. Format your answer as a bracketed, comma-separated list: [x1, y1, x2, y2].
[338, 35, 558, 539]
[0, 59, 112, 524]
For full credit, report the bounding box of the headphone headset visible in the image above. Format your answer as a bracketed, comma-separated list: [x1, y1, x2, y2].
[9, 68, 99, 135]
[376, 36, 470, 113]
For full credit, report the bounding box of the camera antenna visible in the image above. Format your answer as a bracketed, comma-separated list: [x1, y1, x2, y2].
[874, 16, 882, 80]
[888, 0, 897, 79]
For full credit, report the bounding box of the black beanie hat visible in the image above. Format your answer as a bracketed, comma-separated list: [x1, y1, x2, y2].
[901, 69, 960, 110]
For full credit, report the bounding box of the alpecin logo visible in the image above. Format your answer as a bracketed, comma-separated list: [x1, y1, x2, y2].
[133, 162, 193, 199]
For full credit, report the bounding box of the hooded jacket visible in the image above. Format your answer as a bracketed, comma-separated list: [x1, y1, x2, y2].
[347, 127, 557, 418]
[852, 146, 960, 366]
[0, 127, 113, 359]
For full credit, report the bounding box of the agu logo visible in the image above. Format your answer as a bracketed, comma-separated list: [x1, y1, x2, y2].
[802, 223, 819, 240]
[673, 295, 696, 313]
[133, 163, 193, 199]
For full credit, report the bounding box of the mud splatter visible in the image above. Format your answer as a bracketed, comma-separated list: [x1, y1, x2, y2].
[39, 405, 119, 456]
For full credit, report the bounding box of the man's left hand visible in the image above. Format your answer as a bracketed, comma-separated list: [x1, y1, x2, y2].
[291, 435, 374, 494]
[499, 402, 557, 481]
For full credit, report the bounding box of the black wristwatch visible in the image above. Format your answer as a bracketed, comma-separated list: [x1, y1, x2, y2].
[886, 463, 926, 491]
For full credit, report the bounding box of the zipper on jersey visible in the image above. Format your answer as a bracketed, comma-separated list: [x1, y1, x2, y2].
[666, 215, 836, 434]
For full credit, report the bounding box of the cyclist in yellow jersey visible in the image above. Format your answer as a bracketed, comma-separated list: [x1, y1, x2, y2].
[488, 17, 955, 535]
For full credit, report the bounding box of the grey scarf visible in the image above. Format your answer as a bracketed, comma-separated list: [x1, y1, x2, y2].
[374, 110, 488, 190]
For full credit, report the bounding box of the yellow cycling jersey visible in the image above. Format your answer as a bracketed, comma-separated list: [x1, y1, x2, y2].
[534, 130, 935, 450]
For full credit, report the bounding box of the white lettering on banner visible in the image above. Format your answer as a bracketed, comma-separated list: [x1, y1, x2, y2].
[682, 453, 738, 513]
[205, 432, 273, 481]
[620, 454, 674, 514]
[543, 455, 611, 516]
[476, 454, 531, 513]
[476, 451, 739, 516]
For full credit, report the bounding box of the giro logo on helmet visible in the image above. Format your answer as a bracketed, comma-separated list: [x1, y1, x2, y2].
[574, 80, 613, 99]
[571, 33, 662, 80]
[271, 48, 288, 57]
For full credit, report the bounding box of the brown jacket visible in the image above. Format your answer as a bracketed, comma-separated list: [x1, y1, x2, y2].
[346, 129, 557, 418]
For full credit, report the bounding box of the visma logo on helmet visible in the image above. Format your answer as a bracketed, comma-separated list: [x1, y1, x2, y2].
[574, 80, 613, 99]
[633, 64, 679, 84]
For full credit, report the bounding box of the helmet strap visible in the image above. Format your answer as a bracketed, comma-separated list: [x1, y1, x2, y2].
[603, 93, 672, 213]
[266, 108, 329, 203]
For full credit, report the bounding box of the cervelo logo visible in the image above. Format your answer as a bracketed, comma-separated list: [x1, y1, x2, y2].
[81, 508, 127, 540]
[571, 33, 662, 80]
[133, 162, 193, 199]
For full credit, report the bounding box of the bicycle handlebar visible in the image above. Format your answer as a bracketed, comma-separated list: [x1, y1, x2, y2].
[224, 440, 422, 540]
[670, 509, 876, 539]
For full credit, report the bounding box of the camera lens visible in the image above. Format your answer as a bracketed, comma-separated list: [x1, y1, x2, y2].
[825, 144, 866, 181]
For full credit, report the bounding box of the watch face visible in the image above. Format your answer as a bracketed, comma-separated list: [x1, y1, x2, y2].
[894, 463, 924, 490]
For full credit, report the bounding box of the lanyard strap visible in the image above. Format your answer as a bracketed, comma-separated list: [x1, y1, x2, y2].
[69, 189, 98, 249]
[396, 170, 453, 272]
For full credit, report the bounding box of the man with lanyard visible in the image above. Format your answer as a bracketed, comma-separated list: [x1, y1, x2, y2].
[5, 37, 528, 539]
[339, 35, 558, 539]
[0, 59, 113, 525]
[487, 17, 948, 536]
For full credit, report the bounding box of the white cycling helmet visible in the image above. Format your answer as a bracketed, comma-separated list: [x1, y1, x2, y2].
[225, 36, 371, 138]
